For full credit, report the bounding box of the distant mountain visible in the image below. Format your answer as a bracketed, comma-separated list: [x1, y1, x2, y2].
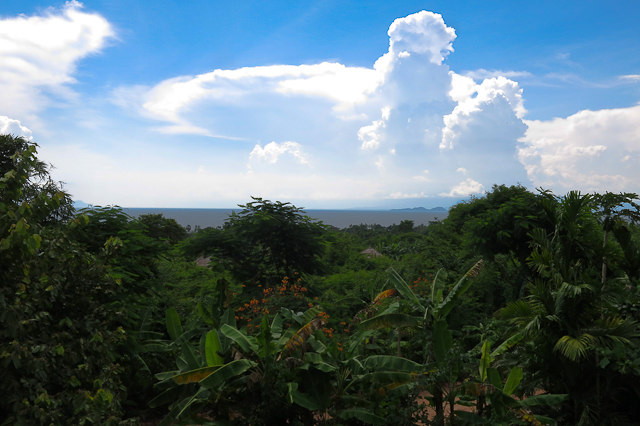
[73, 200, 91, 208]
[389, 207, 447, 212]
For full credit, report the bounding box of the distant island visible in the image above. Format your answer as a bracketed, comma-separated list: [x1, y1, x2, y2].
[389, 207, 447, 212]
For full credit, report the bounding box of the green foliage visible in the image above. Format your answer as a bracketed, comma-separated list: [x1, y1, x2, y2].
[0, 139, 135, 425]
[181, 197, 329, 291]
[71, 206, 165, 285]
[5, 135, 640, 426]
[499, 191, 640, 425]
[138, 213, 187, 245]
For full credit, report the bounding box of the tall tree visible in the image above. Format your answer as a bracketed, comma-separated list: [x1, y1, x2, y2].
[0, 140, 133, 425]
[182, 197, 329, 288]
[501, 191, 640, 425]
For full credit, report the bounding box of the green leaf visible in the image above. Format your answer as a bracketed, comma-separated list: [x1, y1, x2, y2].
[158, 388, 209, 426]
[181, 343, 201, 371]
[479, 341, 490, 382]
[359, 313, 419, 330]
[220, 324, 258, 354]
[206, 330, 224, 366]
[436, 260, 484, 320]
[143, 341, 171, 352]
[197, 302, 214, 325]
[490, 333, 524, 360]
[433, 320, 452, 366]
[270, 313, 283, 336]
[165, 308, 183, 341]
[218, 309, 235, 352]
[502, 366, 523, 395]
[362, 355, 423, 372]
[139, 308, 153, 332]
[520, 394, 568, 407]
[303, 352, 325, 364]
[148, 386, 187, 408]
[347, 330, 375, 356]
[430, 268, 447, 305]
[287, 382, 322, 411]
[199, 359, 255, 389]
[172, 328, 205, 347]
[338, 409, 386, 425]
[487, 367, 502, 390]
[387, 267, 424, 312]
[220, 309, 236, 328]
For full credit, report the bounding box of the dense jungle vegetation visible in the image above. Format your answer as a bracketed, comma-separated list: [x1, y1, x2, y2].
[3, 134, 640, 426]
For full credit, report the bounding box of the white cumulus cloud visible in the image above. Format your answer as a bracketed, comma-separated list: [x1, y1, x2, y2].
[249, 141, 308, 165]
[519, 104, 640, 193]
[440, 179, 485, 197]
[0, 1, 114, 122]
[0, 116, 33, 140]
[441, 76, 527, 150]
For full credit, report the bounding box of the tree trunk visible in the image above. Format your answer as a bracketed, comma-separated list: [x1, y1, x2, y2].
[476, 393, 485, 418]
[449, 391, 456, 426]
[433, 384, 445, 426]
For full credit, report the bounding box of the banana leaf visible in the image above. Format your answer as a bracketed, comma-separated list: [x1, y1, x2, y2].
[433, 320, 453, 366]
[220, 324, 258, 354]
[386, 267, 425, 312]
[199, 359, 255, 390]
[362, 355, 422, 372]
[206, 330, 224, 366]
[165, 307, 183, 341]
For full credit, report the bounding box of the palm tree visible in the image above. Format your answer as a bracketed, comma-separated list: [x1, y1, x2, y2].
[500, 191, 639, 425]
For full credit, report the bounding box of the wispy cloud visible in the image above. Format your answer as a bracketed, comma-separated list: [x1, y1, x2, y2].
[463, 69, 533, 81]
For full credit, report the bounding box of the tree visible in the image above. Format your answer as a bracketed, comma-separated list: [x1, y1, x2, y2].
[592, 192, 640, 284]
[397, 219, 414, 234]
[500, 191, 640, 425]
[462, 184, 543, 297]
[0, 134, 74, 224]
[0, 140, 134, 425]
[182, 198, 329, 288]
[138, 213, 187, 245]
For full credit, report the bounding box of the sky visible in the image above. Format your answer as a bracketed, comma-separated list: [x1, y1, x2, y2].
[1, 1, 639, 209]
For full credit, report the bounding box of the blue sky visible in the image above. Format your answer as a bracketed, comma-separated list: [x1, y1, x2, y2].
[1, 1, 639, 208]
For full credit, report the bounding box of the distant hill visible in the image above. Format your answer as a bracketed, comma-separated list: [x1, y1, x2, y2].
[73, 200, 91, 208]
[389, 207, 447, 212]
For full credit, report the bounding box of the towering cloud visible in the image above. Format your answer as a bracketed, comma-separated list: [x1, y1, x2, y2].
[11, 5, 634, 207]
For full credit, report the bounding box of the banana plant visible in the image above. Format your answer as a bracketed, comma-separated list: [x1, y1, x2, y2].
[359, 260, 485, 426]
[288, 339, 426, 425]
[149, 304, 341, 425]
[457, 341, 568, 426]
[147, 308, 254, 426]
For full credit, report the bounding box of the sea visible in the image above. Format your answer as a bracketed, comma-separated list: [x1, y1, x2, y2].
[123, 208, 448, 229]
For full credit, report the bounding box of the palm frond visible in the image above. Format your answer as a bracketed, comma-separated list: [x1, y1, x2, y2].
[554, 334, 595, 361]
